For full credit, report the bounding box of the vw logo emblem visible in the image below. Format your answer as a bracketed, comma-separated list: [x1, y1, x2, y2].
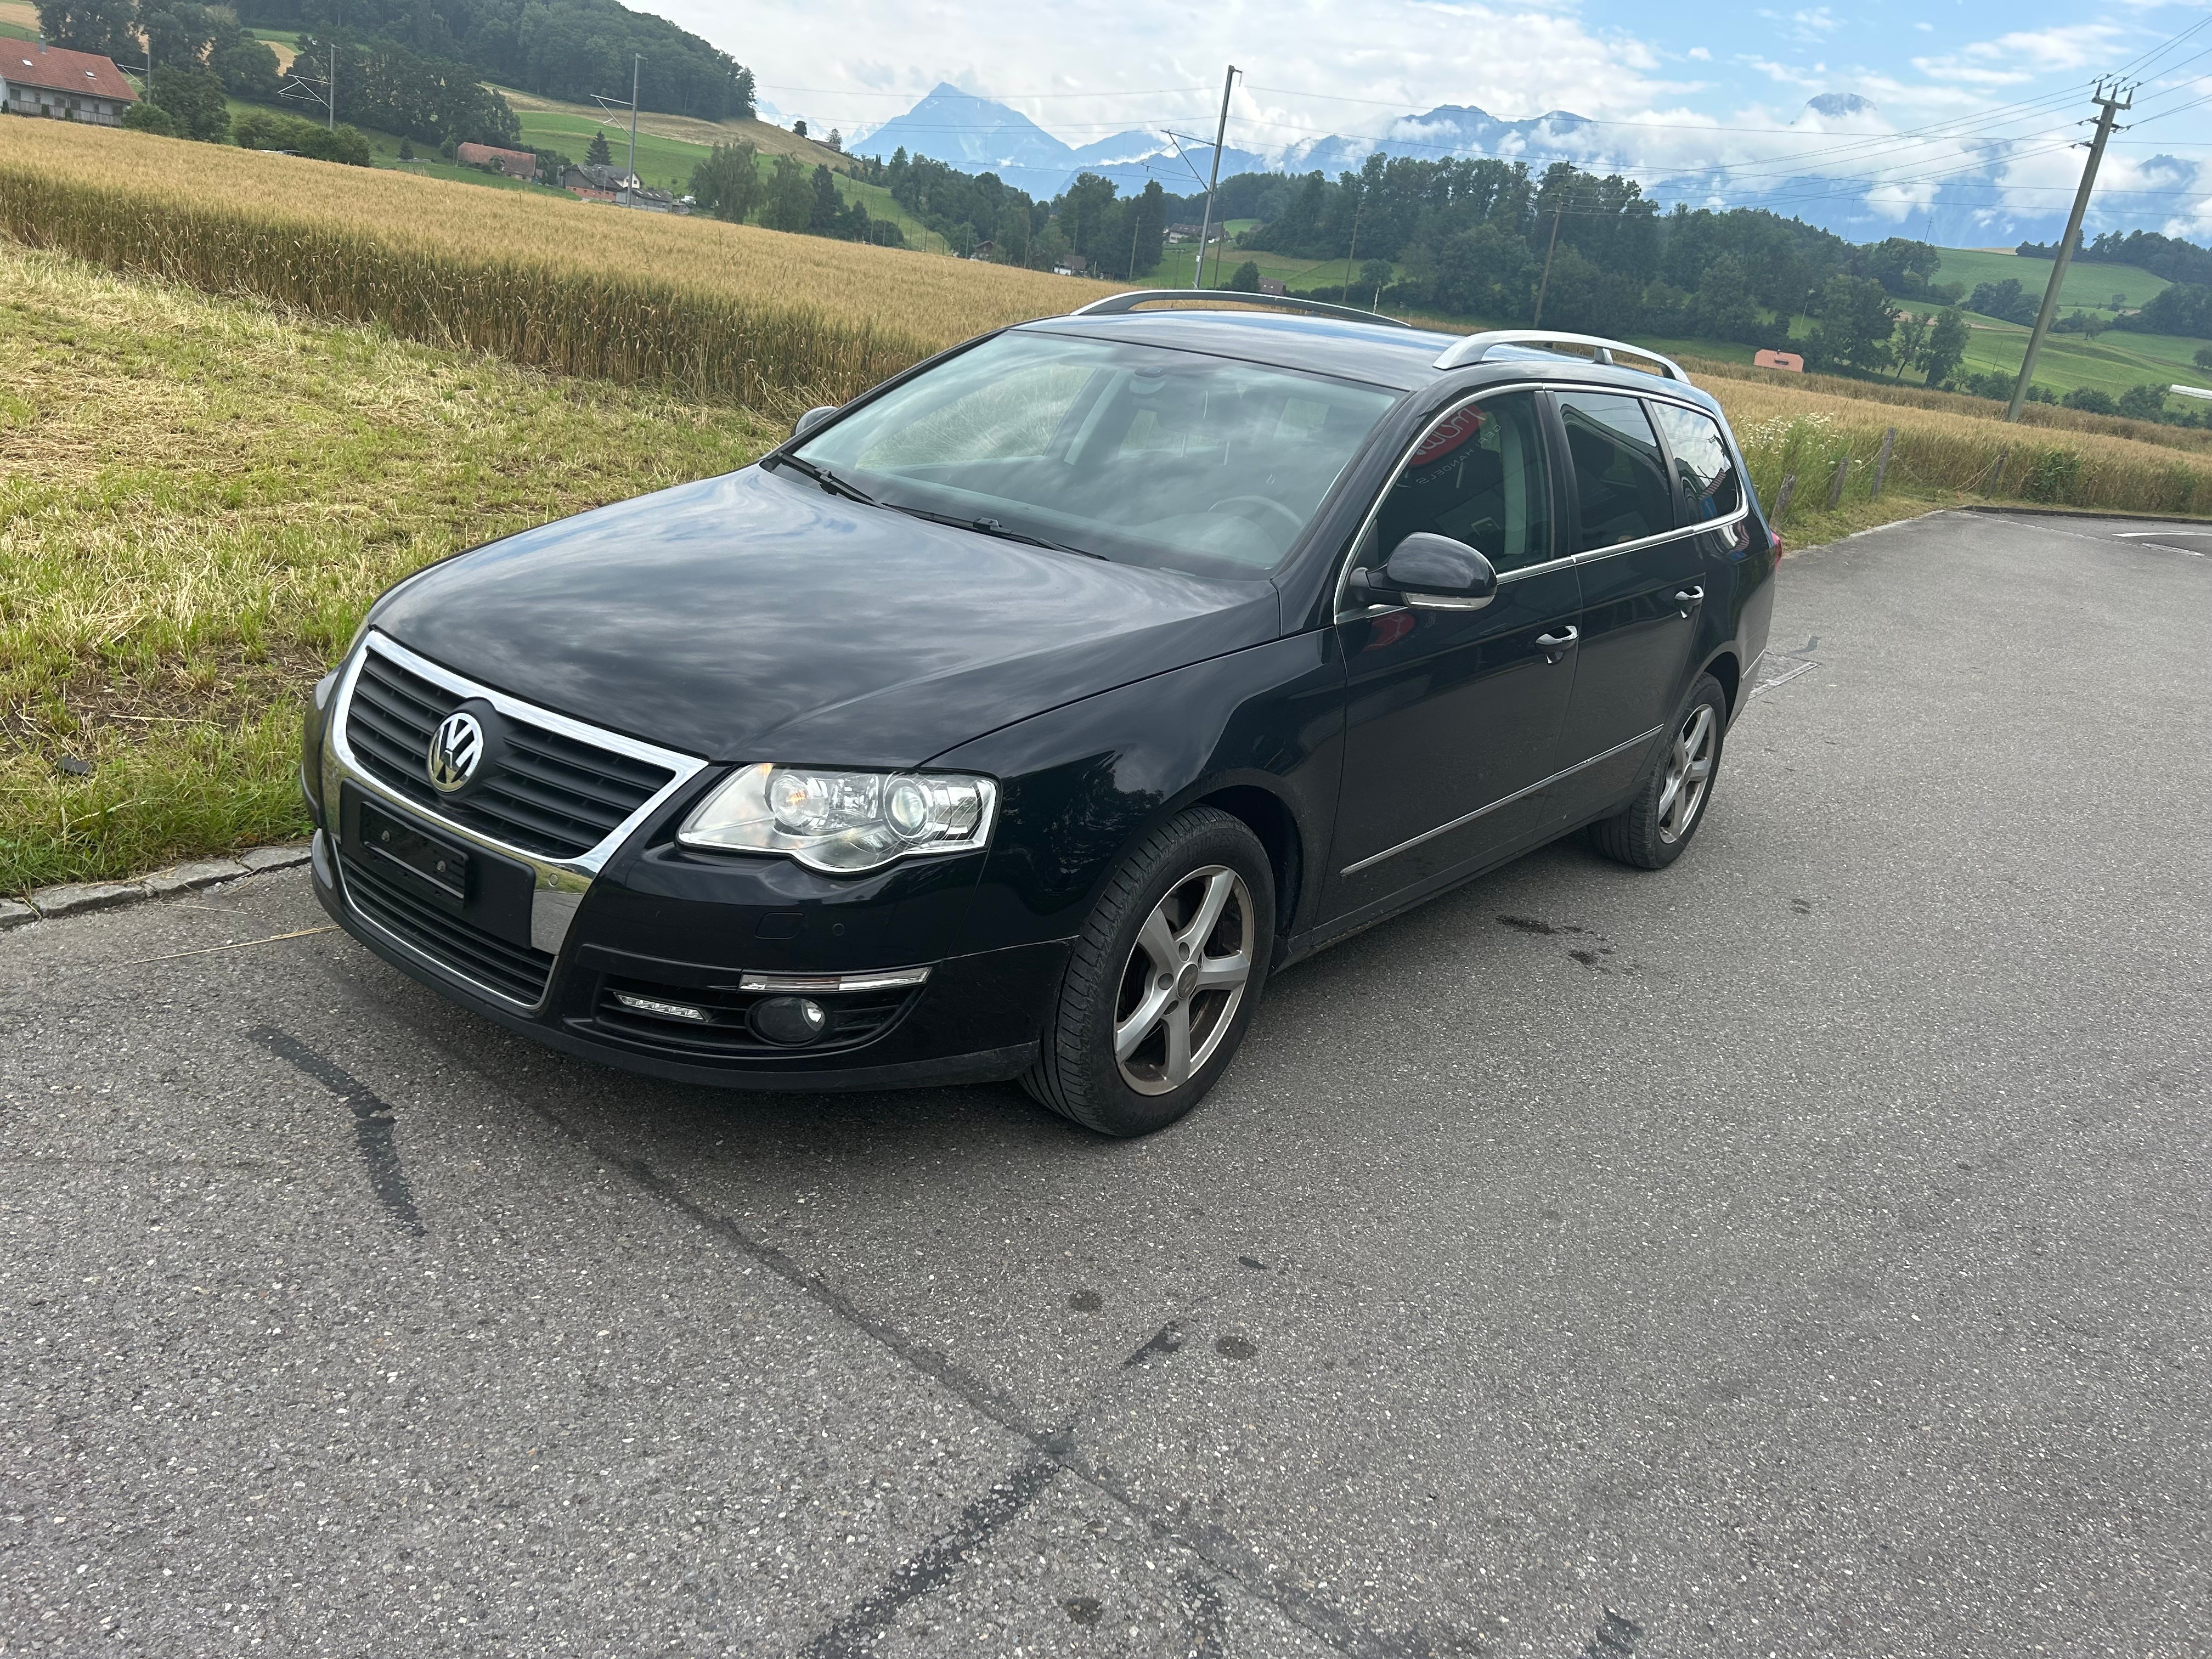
[426, 710, 484, 792]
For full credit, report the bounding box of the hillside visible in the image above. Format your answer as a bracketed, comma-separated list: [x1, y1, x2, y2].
[497, 89, 949, 252]
[497, 86, 847, 166]
[1931, 246, 2170, 314]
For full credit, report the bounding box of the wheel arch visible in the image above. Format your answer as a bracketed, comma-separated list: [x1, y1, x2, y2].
[1182, 779, 1306, 946]
[1702, 647, 1742, 721]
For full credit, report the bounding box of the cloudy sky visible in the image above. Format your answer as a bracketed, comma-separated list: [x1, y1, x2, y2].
[659, 0, 2212, 234]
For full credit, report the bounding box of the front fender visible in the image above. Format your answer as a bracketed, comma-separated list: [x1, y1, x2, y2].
[930, 631, 1347, 950]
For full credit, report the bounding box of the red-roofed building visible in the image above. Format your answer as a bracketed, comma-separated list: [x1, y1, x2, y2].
[456, 141, 539, 181]
[2, 43, 138, 126]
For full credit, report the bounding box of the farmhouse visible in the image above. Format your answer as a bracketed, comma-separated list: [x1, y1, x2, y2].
[1, 43, 136, 126]
[564, 161, 638, 197]
[456, 141, 538, 180]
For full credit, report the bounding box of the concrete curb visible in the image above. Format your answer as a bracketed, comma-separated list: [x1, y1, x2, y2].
[1956, 503, 2212, 523]
[3, 843, 313, 932]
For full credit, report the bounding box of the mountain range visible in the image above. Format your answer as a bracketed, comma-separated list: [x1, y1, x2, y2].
[846, 84, 2185, 245]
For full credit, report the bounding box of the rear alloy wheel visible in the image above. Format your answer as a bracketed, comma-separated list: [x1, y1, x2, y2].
[1023, 807, 1273, 1137]
[1589, 672, 1729, 870]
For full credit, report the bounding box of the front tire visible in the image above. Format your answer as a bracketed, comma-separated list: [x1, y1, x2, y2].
[1589, 673, 1728, 870]
[1022, 807, 1274, 1137]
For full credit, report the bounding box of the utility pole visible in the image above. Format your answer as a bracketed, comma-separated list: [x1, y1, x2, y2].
[1341, 187, 1363, 304]
[1530, 199, 1564, 326]
[326, 42, 335, 131]
[627, 54, 641, 204]
[2007, 80, 2132, 422]
[1192, 64, 1238, 290]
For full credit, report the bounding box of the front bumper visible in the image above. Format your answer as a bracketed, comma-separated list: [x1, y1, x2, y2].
[308, 633, 1066, 1091]
[312, 831, 1064, 1090]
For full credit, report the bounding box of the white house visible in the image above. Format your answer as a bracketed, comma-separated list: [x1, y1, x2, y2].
[1, 43, 137, 126]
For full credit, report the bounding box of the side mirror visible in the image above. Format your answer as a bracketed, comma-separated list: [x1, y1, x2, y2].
[1348, 533, 1498, 611]
[791, 404, 839, 441]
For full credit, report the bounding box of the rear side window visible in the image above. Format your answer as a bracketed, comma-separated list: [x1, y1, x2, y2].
[1556, 392, 1672, 550]
[1649, 403, 1743, 521]
[1369, 392, 1553, 573]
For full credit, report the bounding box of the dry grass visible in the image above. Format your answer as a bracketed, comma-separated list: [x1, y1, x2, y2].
[1704, 377, 2212, 522]
[0, 119, 1118, 413]
[0, 240, 778, 891]
[1678, 352, 2212, 456]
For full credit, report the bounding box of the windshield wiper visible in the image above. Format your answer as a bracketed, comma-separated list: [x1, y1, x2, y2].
[887, 504, 1108, 562]
[766, 452, 876, 506]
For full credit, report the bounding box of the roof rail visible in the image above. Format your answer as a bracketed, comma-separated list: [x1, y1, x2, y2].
[1068, 289, 1416, 330]
[1433, 330, 1689, 381]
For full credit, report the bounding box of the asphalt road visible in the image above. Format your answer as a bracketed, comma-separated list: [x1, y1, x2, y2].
[4, 509, 2208, 1658]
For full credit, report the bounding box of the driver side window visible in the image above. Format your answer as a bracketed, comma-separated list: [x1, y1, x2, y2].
[1368, 392, 1553, 574]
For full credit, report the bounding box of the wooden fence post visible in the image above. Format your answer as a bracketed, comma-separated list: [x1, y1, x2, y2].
[1871, 426, 1897, 498]
[1984, 448, 2010, 494]
[1772, 472, 1797, 527]
[1826, 453, 1851, 509]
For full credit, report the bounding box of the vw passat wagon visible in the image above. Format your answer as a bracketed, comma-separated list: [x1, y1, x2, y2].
[303, 294, 1776, 1136]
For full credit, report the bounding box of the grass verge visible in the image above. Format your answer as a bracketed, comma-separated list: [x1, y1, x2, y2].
[0, 240, 778, 894]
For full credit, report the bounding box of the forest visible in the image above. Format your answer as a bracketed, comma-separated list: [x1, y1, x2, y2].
[233, 0, 753, 120]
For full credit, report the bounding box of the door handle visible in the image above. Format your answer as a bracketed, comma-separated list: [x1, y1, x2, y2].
[1535, 626, 1578, 663]
[1674, 585, 1705, 617]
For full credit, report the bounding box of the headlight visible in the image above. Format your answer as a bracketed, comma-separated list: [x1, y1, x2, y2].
[676, 764, 997, 874]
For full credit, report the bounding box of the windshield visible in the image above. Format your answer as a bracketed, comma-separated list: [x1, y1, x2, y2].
[789, 330, 1401, 580]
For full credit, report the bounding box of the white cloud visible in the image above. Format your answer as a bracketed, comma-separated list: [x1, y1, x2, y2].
[1740, 54, 1825, 89]
[651, 0, 2212, 240]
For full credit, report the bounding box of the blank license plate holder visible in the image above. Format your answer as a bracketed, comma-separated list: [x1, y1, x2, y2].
[358, 799, 470, 904]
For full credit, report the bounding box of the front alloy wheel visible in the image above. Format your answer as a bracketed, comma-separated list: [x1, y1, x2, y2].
[1113, 866, 1254, 1095]
[1023, 806, 1274, 1137]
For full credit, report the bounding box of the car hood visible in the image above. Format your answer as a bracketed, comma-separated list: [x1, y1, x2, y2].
[369, 465, 1283, 766]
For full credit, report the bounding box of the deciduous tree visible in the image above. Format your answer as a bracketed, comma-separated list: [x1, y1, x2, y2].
[688, 141, 761, 223]
[32, 0, 137, 59]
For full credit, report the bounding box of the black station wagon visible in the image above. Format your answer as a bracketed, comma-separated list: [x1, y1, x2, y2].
[303, 292, 1778, 1136]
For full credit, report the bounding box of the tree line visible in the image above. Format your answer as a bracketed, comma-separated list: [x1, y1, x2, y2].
[234, 0, 752, 121]
[37, 0, 522, 151]
[2018, 229, 2212, 289]
[688, 143, 902, 244]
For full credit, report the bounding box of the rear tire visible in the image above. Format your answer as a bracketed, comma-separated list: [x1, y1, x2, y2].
[1589, 673, 1728, 870]
[1022, 807, 1273, 1137]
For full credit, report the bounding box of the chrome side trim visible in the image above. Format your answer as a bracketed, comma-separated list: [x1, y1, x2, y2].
[1433, 331, 1688, 380]
[321, 630, 712, 988]
[1338, 724, 1666, 878]
[1571, 504, 1750, 566]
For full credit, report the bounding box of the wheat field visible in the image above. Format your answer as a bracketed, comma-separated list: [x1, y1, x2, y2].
[0, 120, 1122, 412]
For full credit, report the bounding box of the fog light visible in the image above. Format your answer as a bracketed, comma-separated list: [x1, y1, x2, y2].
[751, 995, 827, 1046]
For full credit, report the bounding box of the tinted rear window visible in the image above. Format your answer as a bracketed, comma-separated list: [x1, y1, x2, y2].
[1556, 392, 1673, 549]
[1649, 403, 1743, 521]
